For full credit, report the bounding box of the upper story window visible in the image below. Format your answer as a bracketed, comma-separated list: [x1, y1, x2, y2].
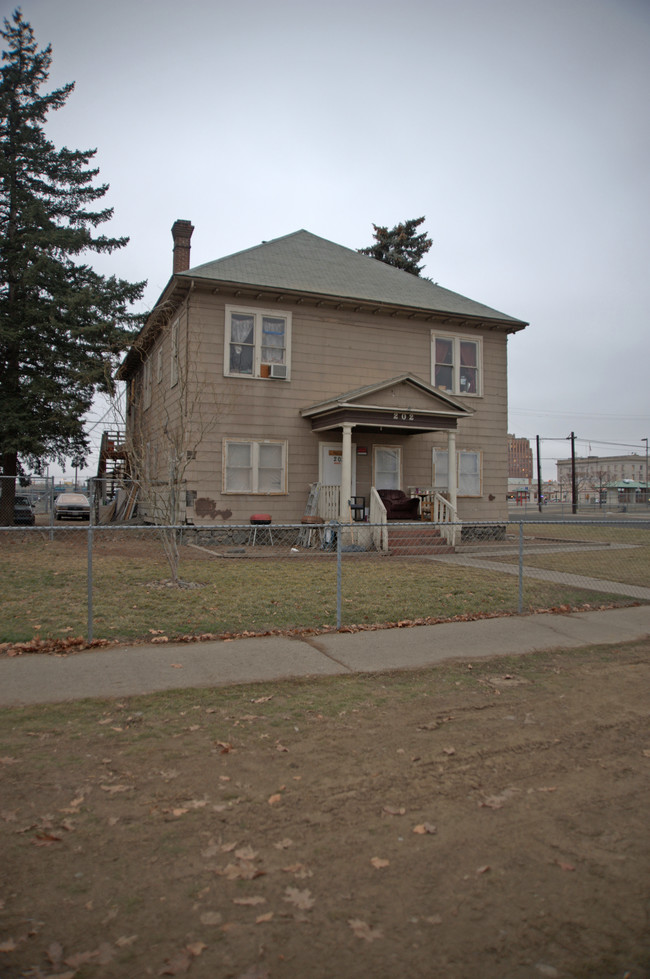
[431, 333, 482, 396]
[143, 358, 152, 409]
[225, 306, 291, 379]
[170, 320, 179, 388]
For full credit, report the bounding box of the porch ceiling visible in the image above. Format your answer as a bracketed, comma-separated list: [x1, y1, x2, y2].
[301, 372, 472, 435]
[306, 406, 458, 435]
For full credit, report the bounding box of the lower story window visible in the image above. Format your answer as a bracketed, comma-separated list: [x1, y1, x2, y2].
[223, 439, 287, 494]
[432, 449, 482, 496]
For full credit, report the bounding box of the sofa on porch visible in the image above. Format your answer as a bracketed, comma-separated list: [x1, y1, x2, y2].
[377, 489, 421, 520]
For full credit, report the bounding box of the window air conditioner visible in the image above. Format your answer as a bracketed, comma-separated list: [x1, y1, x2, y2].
[269, 364, 288, 379]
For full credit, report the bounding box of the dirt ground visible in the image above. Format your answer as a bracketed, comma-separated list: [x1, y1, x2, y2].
[1, 640, 649, 979]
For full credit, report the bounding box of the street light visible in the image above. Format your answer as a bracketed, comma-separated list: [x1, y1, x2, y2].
[643, 437, 648, 507]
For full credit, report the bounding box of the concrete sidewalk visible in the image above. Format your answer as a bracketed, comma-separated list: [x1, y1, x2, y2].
[1, 604, 649, 707]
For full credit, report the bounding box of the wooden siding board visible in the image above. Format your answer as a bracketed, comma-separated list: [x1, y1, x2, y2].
[128, 289, 513, 524]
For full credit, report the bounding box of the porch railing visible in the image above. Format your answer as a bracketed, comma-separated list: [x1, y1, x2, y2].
[420, 490, 459, 546]
[317, 484, 340, 521]
[369, 487, 389, 552]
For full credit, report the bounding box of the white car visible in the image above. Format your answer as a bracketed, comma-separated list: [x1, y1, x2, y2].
[54, 493, 90, 520]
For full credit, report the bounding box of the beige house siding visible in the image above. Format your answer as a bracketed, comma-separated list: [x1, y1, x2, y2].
[126, 283, 513, 524]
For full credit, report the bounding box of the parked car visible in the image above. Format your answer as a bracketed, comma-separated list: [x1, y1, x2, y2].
[14, 495, 35, 525]
[54, 492, 90, 520]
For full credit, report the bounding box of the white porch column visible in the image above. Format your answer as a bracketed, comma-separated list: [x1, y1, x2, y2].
[339, 423, 354, 521]
[447, 430, 458, 513]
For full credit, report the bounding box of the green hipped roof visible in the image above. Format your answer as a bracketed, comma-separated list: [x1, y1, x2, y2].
[180, 230, 527, 327]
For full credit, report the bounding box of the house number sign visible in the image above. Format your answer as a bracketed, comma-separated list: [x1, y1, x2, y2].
[393, 412, 415, 420]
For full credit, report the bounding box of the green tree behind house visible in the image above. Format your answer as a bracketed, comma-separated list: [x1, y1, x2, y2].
[0, 10, 145, 523]
[358, 216, 433, 276]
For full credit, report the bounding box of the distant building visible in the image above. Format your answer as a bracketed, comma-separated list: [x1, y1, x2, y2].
[556, 453, 648, 504]
[508, 434, 533, 479]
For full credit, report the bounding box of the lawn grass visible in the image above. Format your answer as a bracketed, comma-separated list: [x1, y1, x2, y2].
[0, 528, 639, 645]
[490, 522, 650, 586]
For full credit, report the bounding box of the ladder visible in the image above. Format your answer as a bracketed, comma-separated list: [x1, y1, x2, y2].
[297, 483, 322, 547]
[304, 482, 320, 516]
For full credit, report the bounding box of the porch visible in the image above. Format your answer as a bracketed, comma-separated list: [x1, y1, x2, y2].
[309, 483, 458, 554]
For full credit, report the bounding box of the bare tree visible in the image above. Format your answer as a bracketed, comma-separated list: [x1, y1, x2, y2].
[109, 309, 229, 585]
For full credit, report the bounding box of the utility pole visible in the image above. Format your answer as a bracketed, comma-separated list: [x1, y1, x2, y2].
[536, 435, 543, 513]
[643, 437, 648, 507]
[569, 432, 577, 514]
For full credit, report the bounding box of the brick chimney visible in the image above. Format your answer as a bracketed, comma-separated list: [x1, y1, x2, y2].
[171, 219, 194, 274]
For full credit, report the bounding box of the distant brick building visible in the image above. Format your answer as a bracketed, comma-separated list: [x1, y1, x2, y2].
[508, 434, 533, 480]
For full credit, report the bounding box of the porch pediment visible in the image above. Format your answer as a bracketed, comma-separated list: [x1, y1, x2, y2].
[301, 373, 473, 434]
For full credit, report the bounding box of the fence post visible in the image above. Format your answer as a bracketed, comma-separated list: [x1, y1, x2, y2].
[87, 480, 94, 642]
[48, 476, 54, 541]
[336, 521, 342, 629]
[518, 521, 524, 614]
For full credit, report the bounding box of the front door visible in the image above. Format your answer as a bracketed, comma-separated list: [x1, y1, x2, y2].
[320, 443, 357, 489]
[373, 446, 401, 489]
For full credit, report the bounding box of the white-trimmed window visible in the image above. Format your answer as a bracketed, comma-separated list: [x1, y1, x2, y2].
[170, 320, 179, 388]
[225, 306, 291, 379]
[431, 333, 481, 396]
[432, 449, 482, 496]
[223, 439, 287, 494]
[143, 358, 152, 409]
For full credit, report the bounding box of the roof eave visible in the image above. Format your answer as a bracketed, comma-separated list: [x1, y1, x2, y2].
[177, 271, 528, 332]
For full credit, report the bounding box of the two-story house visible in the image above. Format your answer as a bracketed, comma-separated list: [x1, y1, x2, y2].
[116, 221, 527, 530]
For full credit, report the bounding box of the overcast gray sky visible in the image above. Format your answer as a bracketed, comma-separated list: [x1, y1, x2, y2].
[7, 0, 650, 480]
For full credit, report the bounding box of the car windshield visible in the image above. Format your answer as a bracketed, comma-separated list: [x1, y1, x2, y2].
[57, 494, 88, 504]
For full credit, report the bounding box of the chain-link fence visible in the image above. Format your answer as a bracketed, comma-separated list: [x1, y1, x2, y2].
[1, 516, 648, 648]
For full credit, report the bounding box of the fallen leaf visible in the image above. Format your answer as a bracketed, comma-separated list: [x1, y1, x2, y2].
[233, 896, 266, 906]
[382, 805, 406, 816]
[442, 747, 456, 756]
[282, 863, 313, 878]
[159, 949, 192, 975]
[186, 942, 207, 957]
[370, 857, 390, 869]
[47, 941, 64, 966]
[0, 938, 18, 952]
[64, 950, 95, 968]
[476, 865, 491, 874]
[413, 823, 437, 835]
[200, 912, 222, 925]
[255, 912, 274, 924]
[555, 860, 576, 872]
[348, 918, 383, 942]
[32, 833, 62, 846]
[283, 887, 315, 910]
[100, 784, 132, 794]
[236, 965, 270, 979]
[115, 935, 138, 947]
[273, 838, 293, 850]
[252, 695, 273, 703]
[268, 793, 282, 805]
[234, 845, 257, 861]
[216, 741, 233, 753]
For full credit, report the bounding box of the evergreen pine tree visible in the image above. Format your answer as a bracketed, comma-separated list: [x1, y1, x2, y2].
[0, 10, 145, 523]
[359, 216, 432, 276]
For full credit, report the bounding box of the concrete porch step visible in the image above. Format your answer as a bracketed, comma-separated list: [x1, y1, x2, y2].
[387, 523, 455, 556]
